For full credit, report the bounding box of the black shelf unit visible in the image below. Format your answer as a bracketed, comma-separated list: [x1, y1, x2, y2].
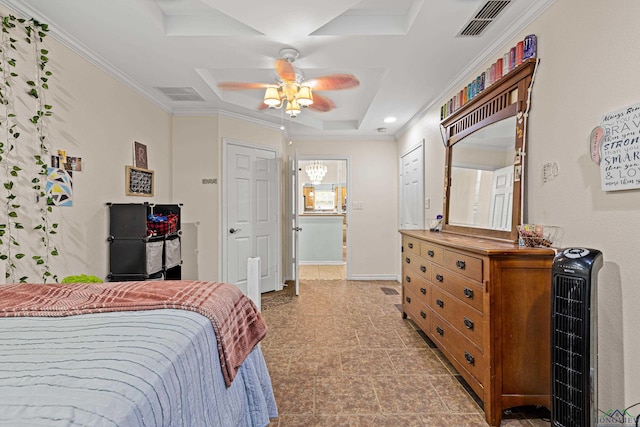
[107, 202, 182, 281]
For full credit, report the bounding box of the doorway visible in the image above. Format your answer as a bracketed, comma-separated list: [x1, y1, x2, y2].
[297, 158, 349, 281]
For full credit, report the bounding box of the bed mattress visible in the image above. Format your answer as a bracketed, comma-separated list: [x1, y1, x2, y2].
[0, 309, 277, 426]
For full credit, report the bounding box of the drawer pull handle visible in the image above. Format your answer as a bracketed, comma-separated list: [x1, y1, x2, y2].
[406, 257, 410, 264]
[405, 296, 411, 303]
[420, 265, 427, 273]
[464, 317, 474, 330]
[427, 250, 435, 257]
[464, 351, 475, 366]
[436, 274, 444, 282]
[436, 299, 444, 308]
[463, 287, 474, 299]
[436, 326, 444, 336]
[420, 287, 427, 295]
[406, 276, 411, 283]
[408, 243, 414, 249]
[456, 260, 466, 270]
[420, 311, 427, 319]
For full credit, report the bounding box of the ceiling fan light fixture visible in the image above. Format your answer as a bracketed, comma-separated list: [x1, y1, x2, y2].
[282, 82, 300, 103]
[286, 99, 301, 117]
[263, 86, 281, 106]
[218, 48, 358, 118]
[297, 85, 314, 107]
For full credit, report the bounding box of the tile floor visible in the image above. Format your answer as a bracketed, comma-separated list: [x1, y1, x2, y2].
[299, 264, 347, 280]
[261, 279, 551, 427]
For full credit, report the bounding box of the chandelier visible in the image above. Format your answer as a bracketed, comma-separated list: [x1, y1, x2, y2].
[305, 161, 327, 185]
[263, 83, 313, 118]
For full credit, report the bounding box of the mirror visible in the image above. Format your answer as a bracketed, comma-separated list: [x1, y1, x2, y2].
[441, 59, 536, 241]
[448, 116, 516, 231]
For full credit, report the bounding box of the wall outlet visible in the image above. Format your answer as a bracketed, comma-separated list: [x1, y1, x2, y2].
[425, 197, 430, 209]
[352, 202, 364, 210]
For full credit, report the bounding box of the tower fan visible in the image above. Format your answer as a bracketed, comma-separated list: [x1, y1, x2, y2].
[551, 248, 603, 427]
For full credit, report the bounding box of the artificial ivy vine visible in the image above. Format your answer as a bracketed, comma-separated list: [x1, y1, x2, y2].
[0, 14, 58, 283]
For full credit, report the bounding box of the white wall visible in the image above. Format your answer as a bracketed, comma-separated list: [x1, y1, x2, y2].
[51, 39, 173, 281]
[292, 138, 398, 280]
[0, 2, 173, 282]
[398, 0, 640, 411]
[170, 116, 219, 280]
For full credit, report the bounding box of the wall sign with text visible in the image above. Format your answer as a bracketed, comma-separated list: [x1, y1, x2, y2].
[600, 102, 640, 192]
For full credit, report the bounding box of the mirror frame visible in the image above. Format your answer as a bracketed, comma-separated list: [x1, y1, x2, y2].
[441, 58, 537, 241]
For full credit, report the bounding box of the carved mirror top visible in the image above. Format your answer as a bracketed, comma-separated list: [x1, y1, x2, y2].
[441, 59, 537, 241]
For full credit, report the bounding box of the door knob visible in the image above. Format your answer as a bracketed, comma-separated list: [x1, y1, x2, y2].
[292, 227, 302, 231]
[229, 228, 242, 234]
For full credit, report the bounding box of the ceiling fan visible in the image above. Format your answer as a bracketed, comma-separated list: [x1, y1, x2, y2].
[218, 48, 359, 118]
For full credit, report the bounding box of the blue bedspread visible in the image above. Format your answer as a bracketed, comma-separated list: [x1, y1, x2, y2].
[0, 309, 277, 426]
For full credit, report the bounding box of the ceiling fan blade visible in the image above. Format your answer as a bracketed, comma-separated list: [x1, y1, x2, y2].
[306, 74, 360, 91]
[275, 59, 296, 82]
[218, 82, 271, 91]
[308, 93, 335, 112]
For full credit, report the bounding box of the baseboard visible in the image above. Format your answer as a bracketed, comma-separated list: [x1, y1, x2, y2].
[348, 274, 400, 281]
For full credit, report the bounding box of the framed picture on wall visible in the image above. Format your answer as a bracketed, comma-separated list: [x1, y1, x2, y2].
[133, 141, 148, 169]
[125, 166, 154, 197]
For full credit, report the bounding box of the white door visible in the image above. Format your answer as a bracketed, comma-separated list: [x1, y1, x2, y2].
[289, 155, 300, 295]
[400, 143, 424, 229]
[488, 165, 514, 230]
[225, 142, 279, 294]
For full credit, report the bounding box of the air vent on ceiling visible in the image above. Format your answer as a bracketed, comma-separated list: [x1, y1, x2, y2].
[155, 87, 205, 102]
[457, 0, 512, 37]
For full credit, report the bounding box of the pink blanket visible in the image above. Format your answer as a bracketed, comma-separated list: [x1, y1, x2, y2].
[0, 280, 267, 387]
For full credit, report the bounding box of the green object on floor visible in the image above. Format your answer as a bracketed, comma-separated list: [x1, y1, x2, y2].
[61, 274, 103, 284]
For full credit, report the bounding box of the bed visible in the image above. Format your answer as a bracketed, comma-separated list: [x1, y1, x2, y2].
[0, 280, 278, 427]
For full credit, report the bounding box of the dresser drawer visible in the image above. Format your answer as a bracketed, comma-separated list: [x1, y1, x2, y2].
[403, 286, 430, 333]
[430, 312, 486, 385]
[403, 236, 421, 256]
[403, 253, 431, 281]
[431, 266, 483, 313]
[403, 268, 430, 303]
[431, 286, 484, 349]
[444, 250, 483, 282]
[420, 242, 444, 265]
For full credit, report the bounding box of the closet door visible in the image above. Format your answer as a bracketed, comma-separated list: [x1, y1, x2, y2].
[400, 143, 424, 229]
[224, 142, 279, 295]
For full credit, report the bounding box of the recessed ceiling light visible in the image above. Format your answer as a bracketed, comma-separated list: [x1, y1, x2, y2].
[377, 127, 388, 133]
[384, 117, 397, 123]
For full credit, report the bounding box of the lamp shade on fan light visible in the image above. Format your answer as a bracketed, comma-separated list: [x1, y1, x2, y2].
[286, 99, 301, 117]
[263, 87, 281, 106]
[297, 85, 313, 106]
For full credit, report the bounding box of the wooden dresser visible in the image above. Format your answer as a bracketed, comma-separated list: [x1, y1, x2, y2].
[399, 230, 554, 426]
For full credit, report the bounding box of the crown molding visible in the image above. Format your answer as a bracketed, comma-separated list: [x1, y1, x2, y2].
[291, 134, 396, 143]
[0, 0, 174, 114]
[172, 108, 286, 131]
[397, 0, 556, 138]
